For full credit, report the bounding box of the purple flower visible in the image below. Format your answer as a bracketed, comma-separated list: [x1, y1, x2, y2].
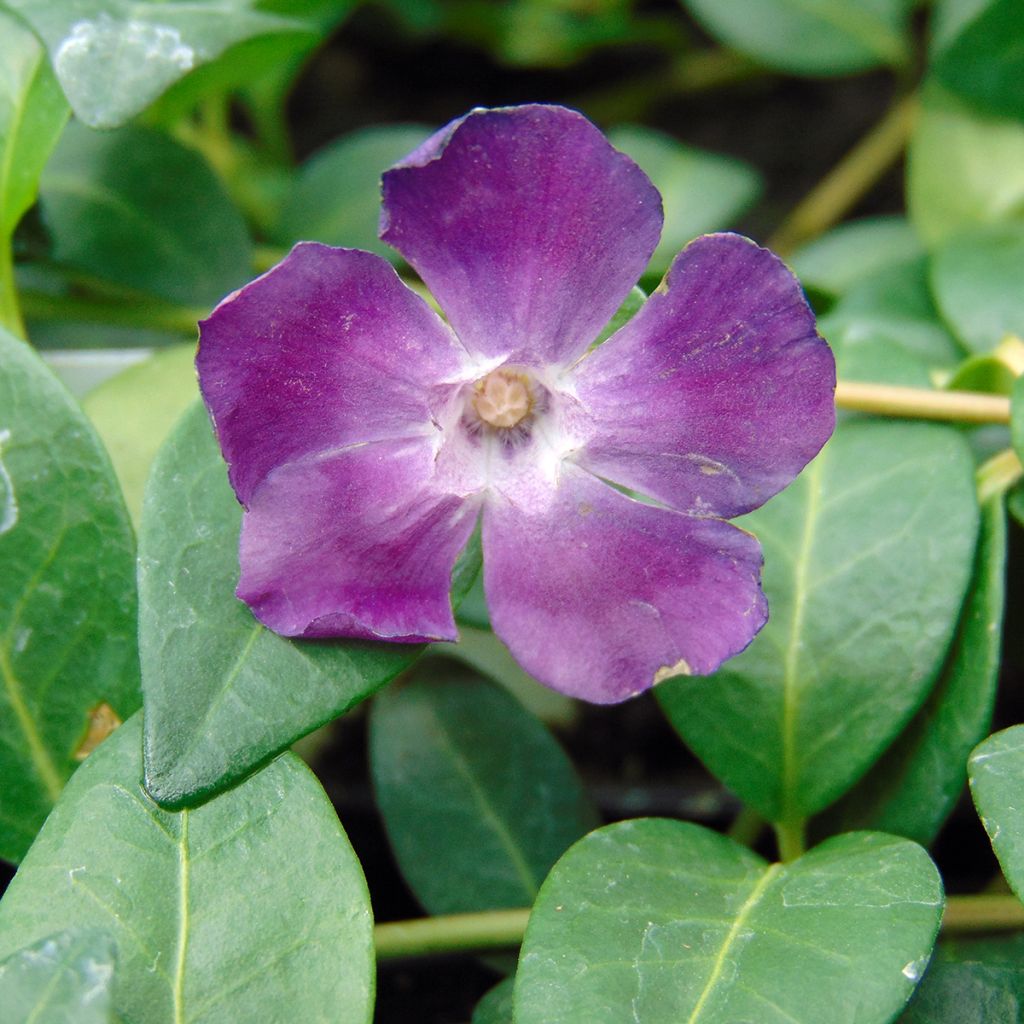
[197, 104, 835, 704]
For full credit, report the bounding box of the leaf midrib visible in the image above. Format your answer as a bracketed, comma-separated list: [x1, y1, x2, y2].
[685, 864, 781, 1023]
[781, 455, 825, 823]
[425, 702, 540, 901]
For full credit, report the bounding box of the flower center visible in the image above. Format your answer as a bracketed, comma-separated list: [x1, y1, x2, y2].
[471, 368, 535, 429]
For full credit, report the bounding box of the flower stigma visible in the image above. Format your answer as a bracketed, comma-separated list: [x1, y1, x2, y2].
[470, 367, 535, 430]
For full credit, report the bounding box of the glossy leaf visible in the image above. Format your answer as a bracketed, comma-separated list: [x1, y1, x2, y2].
[0, 715, 374, 1024]
[274, 124, 433, 260]
[679, 0, 912, 75]
[473, 976, 514, 1024]
[0, 928, 116, 1024]
[907, 82, 1024, 249]
[930, 224, 1024, 353]
[790, 216, 923, 300]
[819, 497, 1006, 845]
[139, 402, 422, 806]
[659, 413, 978, 825]
[4, 0, 300, 129]
[969, 725, 1024, 900]
[817, 257, 964, 369]
[83, 344, 199, 525]
[932, 0, 1024, 122]
[39, 122, 252, 307]
[607, 125, 762, 277]
[515, 820, 942, 1023]
[370, 662, 598, 915]
[0, 326, 139, 863]
[0, 9, 68, 240]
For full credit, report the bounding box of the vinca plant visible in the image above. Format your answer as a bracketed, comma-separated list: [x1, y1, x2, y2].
[1, 1, 1024, 1022]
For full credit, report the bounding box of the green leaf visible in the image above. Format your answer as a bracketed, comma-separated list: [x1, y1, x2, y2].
[900, 959, 1024, 1023]
[969, 725, 1024, 900]
[0, 326, 139, 863]
[4, 0, 302, 129]
[515, 821, 943, 1023]
[0, 8, 68, 240]
[273, 124, 433, 259]
[930, 224, 1024, 353]
[817, 496, 1006, 845]
[82, 344, 199, 526]
[0, 714, 374, 1024]
[593, 284, 646, 347]
[659, 412, 979, 825]
[0, 928, 116, 1024]
[790, 216, 923, 301]
[139, 402, 420, 806]
[679, 0, 912, 75]
[473, 976, 514, 1024]
[370, 662, 598, 915]
[1010, 481, 1024, 529]
[945, 335, 1024, 394]
[39, 122, 252, 308]
[932, 0, 1024, 122]
[908, 82, 1024, 249]
[816, 257, 964, 370]
[607, 125, 762, 277]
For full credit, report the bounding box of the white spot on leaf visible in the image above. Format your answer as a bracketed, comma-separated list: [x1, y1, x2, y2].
[0, 429, 17, 535]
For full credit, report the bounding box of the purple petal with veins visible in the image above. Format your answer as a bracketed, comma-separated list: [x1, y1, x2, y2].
[196, 103, 836, 704]
[573, 233, 836, 518]
[381, 104, 663, 368]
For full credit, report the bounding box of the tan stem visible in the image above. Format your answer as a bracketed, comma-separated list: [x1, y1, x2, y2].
[768, 93, 918, 257]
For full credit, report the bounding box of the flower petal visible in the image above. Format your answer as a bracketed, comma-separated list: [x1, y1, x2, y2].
[482, 466, 766, 703]
[574, 233, 836, 518]
[238, 437, 480, 642]
[197, 242, 466, 505]
[380, 104, 663, 367]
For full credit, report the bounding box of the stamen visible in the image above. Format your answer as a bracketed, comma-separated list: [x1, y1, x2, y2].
[471, 369, 534, 429]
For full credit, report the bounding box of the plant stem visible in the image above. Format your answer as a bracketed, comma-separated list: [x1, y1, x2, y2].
[578, 49, 763, 123]
[0, 236, 25, 338]
[375, 908, 531, 960]
[977, 448, 1024, 503]
[370, 894, 1024, 961]
[942, 894, 1024, 934]
[774, 819, 806, 862]
[727, 806, 765, 848]
[835, 381, 1011, 425]
[768, 92, 918, 257]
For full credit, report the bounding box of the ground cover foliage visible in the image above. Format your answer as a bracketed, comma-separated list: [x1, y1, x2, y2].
[2, 1, 1024, 1021]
